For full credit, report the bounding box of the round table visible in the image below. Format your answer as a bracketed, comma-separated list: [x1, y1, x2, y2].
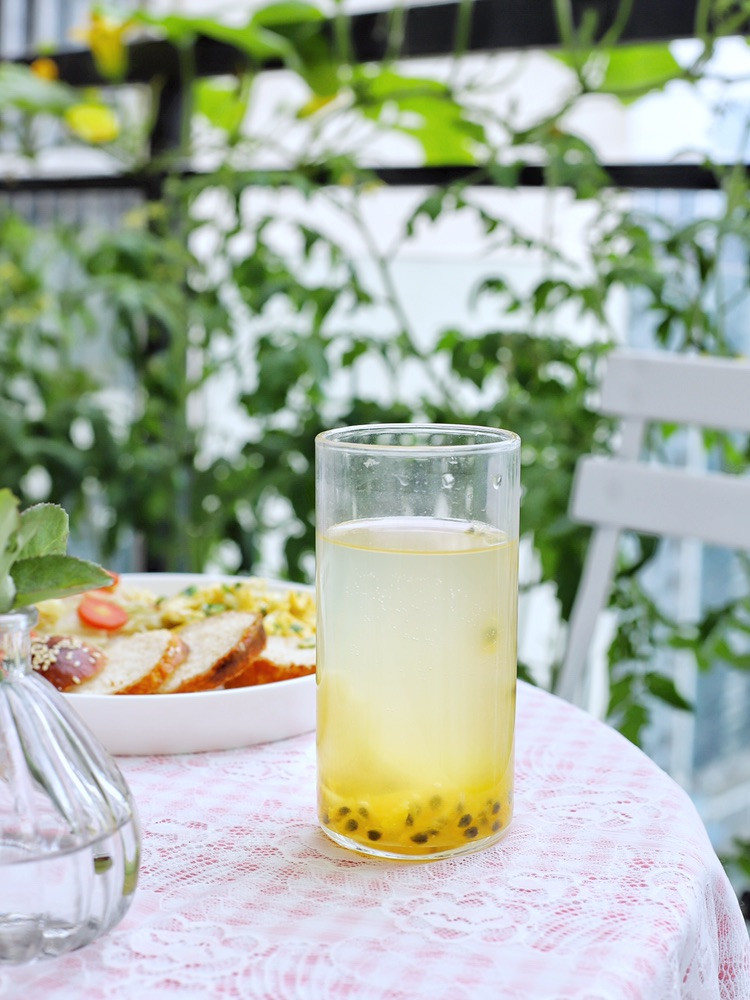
[4, 681, 749, 999]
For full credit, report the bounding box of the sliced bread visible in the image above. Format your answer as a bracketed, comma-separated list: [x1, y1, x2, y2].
[224, 634, 316, 689]
[156, 611, 266, 694]
[32, 635, 108, 692]
[73, 630, 189, 696]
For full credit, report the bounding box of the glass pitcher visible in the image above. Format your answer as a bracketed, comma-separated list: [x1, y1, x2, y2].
[0, 607, 140, 964]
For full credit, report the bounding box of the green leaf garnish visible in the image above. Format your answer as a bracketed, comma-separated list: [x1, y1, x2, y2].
[0, 488, 112, 612]
[0, 490, 21, 580]
[0, 574, 16, 611]
[11, 555, 113, 607]
[17, 503, 69, 558]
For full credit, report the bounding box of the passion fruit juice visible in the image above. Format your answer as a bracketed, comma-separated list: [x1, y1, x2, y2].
[316, 517, 517, 859]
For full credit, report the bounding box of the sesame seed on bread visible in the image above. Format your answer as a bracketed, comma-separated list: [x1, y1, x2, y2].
[31, 635, 107, 692]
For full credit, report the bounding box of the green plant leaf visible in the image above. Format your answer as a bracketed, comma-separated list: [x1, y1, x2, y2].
[252, 2, 326, 28]
[17, 503, 68, 558]
[10, 555, 112, 607]
[555, 43, 683, 104]
[616, 701, 650, 746]
[353, 68, 485, 165]
[194, 80, 247, 134]
[0, 489, 21, 579]
[134, 10, 297, 63]
[252, 5, 339, 96]
[643, 671, 693, 711]
[719, 837, 750, 880]
[600, 45, 683, 103]
[0, 573, 15, 611]
[0, 64, 76, 115]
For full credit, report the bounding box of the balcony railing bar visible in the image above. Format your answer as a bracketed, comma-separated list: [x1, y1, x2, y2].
[4, 2, 748, 196]
[0, 163, 744, 196]
[13, 0, 748, 89]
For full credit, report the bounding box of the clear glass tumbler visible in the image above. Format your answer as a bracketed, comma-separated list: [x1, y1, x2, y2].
[0, 607, 141, 964]
[315, 424, 520, 860]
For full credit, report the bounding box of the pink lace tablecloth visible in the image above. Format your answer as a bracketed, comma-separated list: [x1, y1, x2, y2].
[4, 681, 749, 999]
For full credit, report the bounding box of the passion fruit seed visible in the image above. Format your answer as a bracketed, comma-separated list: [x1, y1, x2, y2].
[322, 783, 509, 851]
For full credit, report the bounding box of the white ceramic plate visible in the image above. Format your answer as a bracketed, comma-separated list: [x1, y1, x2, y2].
[62, 573, 316, 756]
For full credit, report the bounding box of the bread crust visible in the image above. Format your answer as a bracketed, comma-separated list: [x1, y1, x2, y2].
[71, 630, 190, 696]
[116, 634, 190, 695]
[225, 635, 316, 689]
[159, 613, 267, 694]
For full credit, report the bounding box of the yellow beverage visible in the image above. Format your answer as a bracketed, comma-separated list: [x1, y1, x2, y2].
[316, 516, 517, 859]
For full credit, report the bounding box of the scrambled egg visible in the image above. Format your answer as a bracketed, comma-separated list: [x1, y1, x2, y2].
[37, 578, 316, 648]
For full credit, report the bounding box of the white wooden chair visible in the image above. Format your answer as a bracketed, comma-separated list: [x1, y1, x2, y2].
[556, 350, 750, 720]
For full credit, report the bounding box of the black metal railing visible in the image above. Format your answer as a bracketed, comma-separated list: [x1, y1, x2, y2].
[2, 0, 749, 195]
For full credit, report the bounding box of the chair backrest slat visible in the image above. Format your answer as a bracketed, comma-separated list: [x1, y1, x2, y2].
[572, 456, 750, 552]
[599, 351, 750, 431]
[558, 349, 750, 709]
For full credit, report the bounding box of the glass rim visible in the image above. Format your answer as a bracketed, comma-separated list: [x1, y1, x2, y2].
[316, 422, 520, 454]
[0, 606, 38, 626]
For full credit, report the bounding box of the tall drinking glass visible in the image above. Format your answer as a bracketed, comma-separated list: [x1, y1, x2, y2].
[315, 424, 520, 860]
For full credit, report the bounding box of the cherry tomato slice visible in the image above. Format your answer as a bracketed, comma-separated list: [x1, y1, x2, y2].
[78, 594, 128, 631]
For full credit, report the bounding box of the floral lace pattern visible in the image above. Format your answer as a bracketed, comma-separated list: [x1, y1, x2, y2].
[4, 682, 749, 999]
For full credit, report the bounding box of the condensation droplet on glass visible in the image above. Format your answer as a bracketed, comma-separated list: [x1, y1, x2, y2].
[493, 474, 503, 490]
[442, 473, 455, 489]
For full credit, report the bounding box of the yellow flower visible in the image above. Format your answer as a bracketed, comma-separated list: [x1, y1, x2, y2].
[65, 103, 120, 143]
[122, 202, 166, 230]
[29, 57, 59, 81]
[0, 261, 21, 287]
[6, 306, 41, 325]
[72, 12, 133, 80]
[297, 94, 338, 119]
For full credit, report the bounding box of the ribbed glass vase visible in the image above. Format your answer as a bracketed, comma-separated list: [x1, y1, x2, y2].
[0, 607, 140, 964]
